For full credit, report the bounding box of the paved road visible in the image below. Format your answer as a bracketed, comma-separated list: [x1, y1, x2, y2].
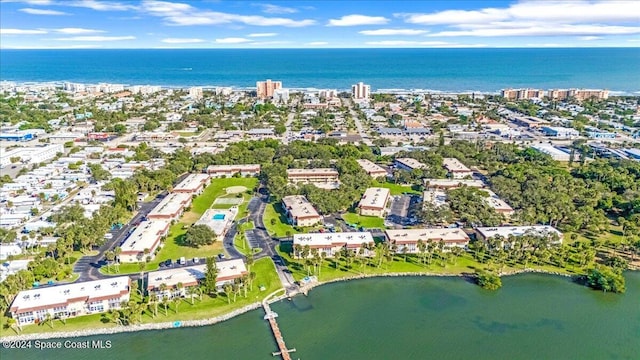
[343, 98, 373, 146]
[73, 193, 166, 282]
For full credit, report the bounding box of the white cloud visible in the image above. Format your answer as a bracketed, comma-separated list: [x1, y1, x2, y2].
[579, 36, 602, 41]
[364, 40, 486, 48]
[1, 44, 103, 49]
[0, 0, 53, 4]
[19, 8, 68, 15]
[161, 38, 205, 43]
[359, 29, 428, 36]
[430, 25, 640, 37]
[0, 28, 47, 35]
[67, 0, 136, 11]
[247, 41, 291, 46]
[307, 41, 328, 45]
[259, 4, 297, 14]
[327, 14, 389, 27]
[54, 35, 136, 41]
[399, 1, 640, 38]
[248, 33, 278, 37]
[140, 0, 192, 15]
[214, 37, 253, 44]
[54, 28, 105, 34]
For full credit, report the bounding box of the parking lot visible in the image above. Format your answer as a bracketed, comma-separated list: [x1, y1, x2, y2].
[245, 229, 262, 250]
[386, 194, 421, 226]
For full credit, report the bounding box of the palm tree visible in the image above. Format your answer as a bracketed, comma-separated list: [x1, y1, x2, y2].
[186, 286, 196, 305]
[176, 282, 184, 298]
[162, 296, 169, 316]
[44, 312, 53, 328]
[138, 261, 147, 294]
[6, 317, 20, 333]
[172, 296, 181, 314]
[223, 284, 233, 304]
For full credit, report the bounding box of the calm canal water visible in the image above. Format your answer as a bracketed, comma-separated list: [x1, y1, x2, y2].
[3, 273, 639, 360]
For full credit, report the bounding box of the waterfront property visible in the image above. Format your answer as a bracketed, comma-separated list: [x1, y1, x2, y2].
[357, 187, 391, 218]
[393, 158, 427, 172]
[146, 259, 248, 298]
[475, 225, 564, 247]
[423, 179, 485, 190]
[356, 159, 388, 178]
[9, 277, 131, 326]
[194, 207, 238, 237]
[119, 220, 171, 263]
[385, 228, 470, 252]
[292, 232, 375, 258]
[286, 168, 340, 189]
[442, 158, 473, 179]
[281, 195, 322, 227]
[206, 164, 261, 178]
[173, 173, 211, 195]
[147, 192, 193, 221]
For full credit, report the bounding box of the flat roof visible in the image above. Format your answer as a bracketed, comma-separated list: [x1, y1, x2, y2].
[173, 173, 210, 192]
[206, 164, 261, 172]
[423, 179, 485, 189]
[442, 158, 471, 173]
[120, 220, 170, 255]
[385, 228, 469, 244]
[476, 226, 563, 240]
[282, 195, 321, 219]
[148, 192, 192, 218]
[10, 276, 130, 314]
[530, 144, 570, 158]
[146, 259, 247, 290]
[423, 190, 447, 207]
[293, 232, 374, 248]
[287, 168, 339, 176]
[359, 187, 390, 210]
[356, 159, 388, 175]
[394, 157, 427, 170]
[482, 190, 513, 212]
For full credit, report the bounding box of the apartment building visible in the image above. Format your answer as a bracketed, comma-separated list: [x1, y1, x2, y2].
[356, 159, 388, 178]
[547, 89, 609, 101]
[442, 158, 473, 179]
[394, 158, 427, 172]
[9, 277, 130, 326]
[423, 179, 485, 190]
[501, 88, 545, 100]
[206, 164, 261, 178]
[358, 187, 391, 218]
[352, 82, 370, 100]
[475, 225, 563, 247]
[287, 168, 340, 189]
[147, 192, 192, 221]
[281, 195, 322, 227]
[173, 173, 210, 195]
[147, 259, 248, 298]
[119, 220, 171, 263]
[256, 79, 282, 99]
[293, 232, 374, 258]
[385, 228, 470, 252]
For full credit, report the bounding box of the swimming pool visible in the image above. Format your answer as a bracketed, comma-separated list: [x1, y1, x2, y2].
[212, 214, 225, 220]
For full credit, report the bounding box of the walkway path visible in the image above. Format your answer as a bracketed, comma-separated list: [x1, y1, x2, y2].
[263, 290, 295, 360]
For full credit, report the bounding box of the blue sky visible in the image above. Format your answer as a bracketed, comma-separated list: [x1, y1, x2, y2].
[0, 0, 639, 49]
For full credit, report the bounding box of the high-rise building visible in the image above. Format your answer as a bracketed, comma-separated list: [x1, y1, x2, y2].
[352, 82, 370, 100]
[256, 79, 282, 99]
[547, 89, 609, 101]
[501, 88, 545, 100]
[273, 88, 290, 103]
[188, 87, 203, 100]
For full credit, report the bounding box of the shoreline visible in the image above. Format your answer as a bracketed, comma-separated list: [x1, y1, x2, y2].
[0, 268, 583, 342]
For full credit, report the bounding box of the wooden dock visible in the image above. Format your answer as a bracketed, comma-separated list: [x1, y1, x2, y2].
[263, 301, 296, 360]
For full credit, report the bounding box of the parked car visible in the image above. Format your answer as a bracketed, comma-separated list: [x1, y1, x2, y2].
[193, 257, 200, 264]
[179, 257, 186, 265]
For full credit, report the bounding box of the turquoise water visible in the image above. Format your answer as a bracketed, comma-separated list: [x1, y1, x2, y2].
[3, 273, 639, 360]
[1, 48, 639, 93]
[212, 214, 225, 220]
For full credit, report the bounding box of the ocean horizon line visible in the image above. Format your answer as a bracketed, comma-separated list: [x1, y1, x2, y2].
[1, 47, 639, 51]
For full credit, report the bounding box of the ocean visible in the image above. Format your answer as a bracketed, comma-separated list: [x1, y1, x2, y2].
[1, 48, 639, 93]
[3, 273, 639, 360]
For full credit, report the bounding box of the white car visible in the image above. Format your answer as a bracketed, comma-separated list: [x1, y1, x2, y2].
[104, 233, 113, 239]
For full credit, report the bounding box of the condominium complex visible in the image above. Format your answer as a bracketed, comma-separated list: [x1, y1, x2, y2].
[293, 232, 374, 258]
[547, 89, 609, 101]
[356, 159, 388, 178]
[173, 173, 210, 195]
[287, 168, 340, 189]
[352, 82, 370, 100]
[442, 158, 473, 179]
[119, 220, 171, 263]
[188, 87, 203, 100]
[358, 187, 391, 218]
[147, 192, 193, 221]
[385, 228, 470, 252]
[256, 79, 282, 99]
[423, 179, 485, 190]
[394, 158, 427, 172]
[281, 195, 322, 227]
[147, 259, 248, 298]
[501, 88, 545, 100]
[475, 225, 563, 246]
[9, 277, 131, 326]
[206, 164, 261, 178]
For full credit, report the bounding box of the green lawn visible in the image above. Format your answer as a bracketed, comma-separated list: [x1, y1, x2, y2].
[341, 212, 386, 229]
[372, 180, 421, 195]
[2, 258, 282, 336]
[263, 203, 296, 237]
[191, 177, 258, 215]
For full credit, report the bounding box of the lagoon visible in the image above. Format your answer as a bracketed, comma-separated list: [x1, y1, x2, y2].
[4, 272, 639, 360]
